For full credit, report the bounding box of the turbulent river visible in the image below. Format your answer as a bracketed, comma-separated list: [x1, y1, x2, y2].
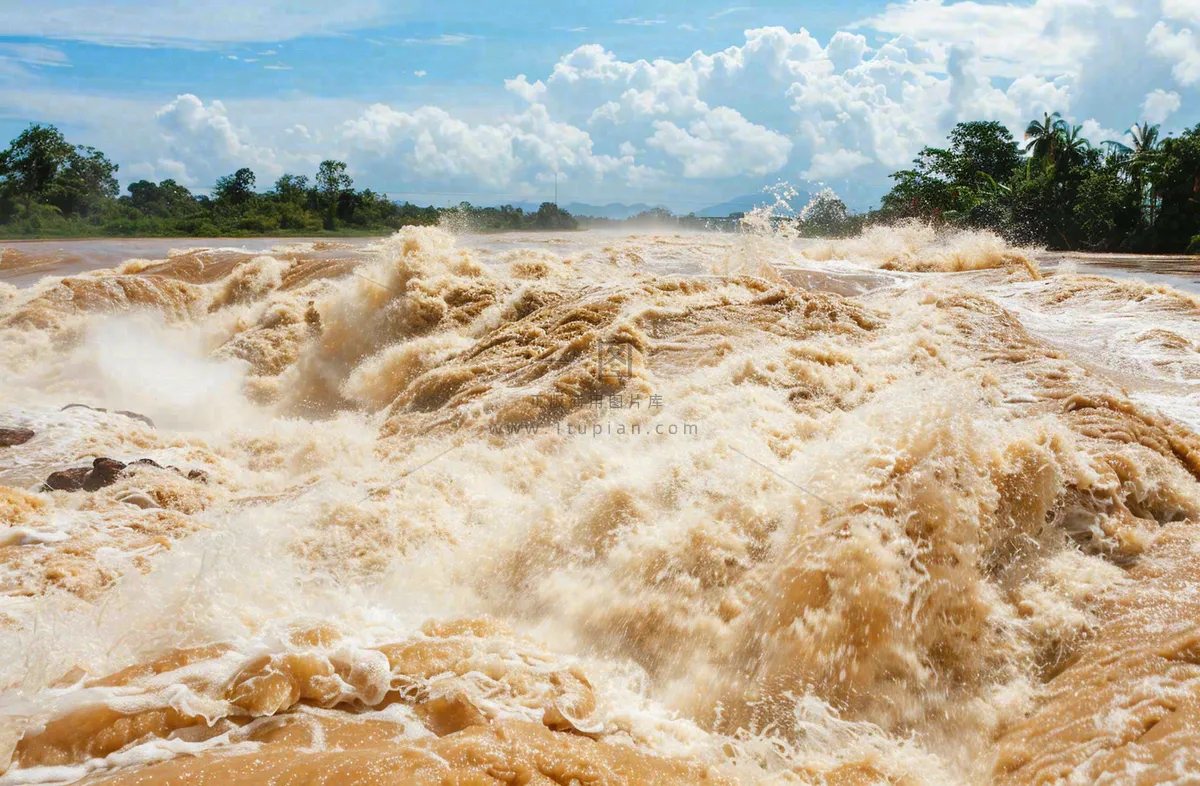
[1, 223, 1199, 784]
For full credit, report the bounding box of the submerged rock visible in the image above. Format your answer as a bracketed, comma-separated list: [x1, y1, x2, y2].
[116, 411, 155, 428]
[42, 457, 203, 494]
[44, 466, 92, 492]
[84, 458, 127, 492]
[60, 404, 155, 429]
[0, 428, 34, 447]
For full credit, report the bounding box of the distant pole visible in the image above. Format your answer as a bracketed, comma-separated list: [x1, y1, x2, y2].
[554, 171, 558, 207]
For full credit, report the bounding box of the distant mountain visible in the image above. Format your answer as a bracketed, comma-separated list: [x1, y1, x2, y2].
[696, 191, 806, 218]
[561, 202, 664, 220]
[467, 201, 665, 219]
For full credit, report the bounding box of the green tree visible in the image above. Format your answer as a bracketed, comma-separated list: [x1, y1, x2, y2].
[213, 167, 257, 211]
[1073, 163, 1140, 250]
[0, 124, 77, 208]
[38, 145, 119, 218]
[946, 121, 1022, 185]
[1024, 112, 1068, 166]
[1142, 126, 1200, 251]
[316, 160, 352, 228]
[1105, 123, 1162, 227]
[273, 173, 310, 204]
[1105, 122, 1161, 161]
[798, 188, 851, 237]
[123, 179, 197, 218]
[879, 147, 959, 222]
[1058, 125, 1092, 169]
[534, 201, 576, 229]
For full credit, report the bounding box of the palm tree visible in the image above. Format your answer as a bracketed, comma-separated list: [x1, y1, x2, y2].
[1104, 122, 1161, 226]
[1024, 112, 1067, 163]
[1104, 122, 1158, 156]
[1058, 125, 1092, 168]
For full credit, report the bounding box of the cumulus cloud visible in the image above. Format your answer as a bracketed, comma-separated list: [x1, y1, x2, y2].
[1148, 22, 1200, 85]
[341, 103, 624, 193]
[155, 94, 281, 184]
[865, 0, 1141, 78]
[1080, 118, 1123, 146]
[803, 149, 873, 180]
[1163, 0, 1200, 25]
[1143, 88, 1182, 123]
[505, 74, 547, 104]
[647, 107, 792, 178]
[3, 4, 1193, 210]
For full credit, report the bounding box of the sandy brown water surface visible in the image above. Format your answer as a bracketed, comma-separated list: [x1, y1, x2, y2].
[1, 225, 1200, 784]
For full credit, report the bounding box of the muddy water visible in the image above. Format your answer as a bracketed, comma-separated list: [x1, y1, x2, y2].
[1, 225, 1199, 784]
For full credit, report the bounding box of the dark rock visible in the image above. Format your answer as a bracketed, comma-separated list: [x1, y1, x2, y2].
[45, 467, 91, 492]
[115, 411, 155, 428]
[84, 458, 127, 492]
[42, 456, 206, 493]
[60, 404, 155, 428]
[0, 428, 34, 447]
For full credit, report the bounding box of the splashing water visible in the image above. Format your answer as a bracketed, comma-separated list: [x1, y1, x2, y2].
[1, 223, 1199, 784]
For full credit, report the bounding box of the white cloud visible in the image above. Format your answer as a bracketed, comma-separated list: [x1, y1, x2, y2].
[505, 74, 547, 103]
[154, 94, 281, 184]
[803, 149, 873, 180]
[711, 7, 749, 20]
[616, 17, 666, 26]
[1080, 118, 1122, 145]
[263, 64, 293, 71]
[1, 7, 1193, 211]
[0, 0, 396, 47]
[1148, 22, 1200, 85]
[1143, 88, 1182, 122]
[0, 44, 70, 67]
[1163, 0, 1200, 25]
[403, 34, 480, 46]
[647, 107, 792, 178]
[341, 103, 625, 193]
[864, 0, 1142, 78]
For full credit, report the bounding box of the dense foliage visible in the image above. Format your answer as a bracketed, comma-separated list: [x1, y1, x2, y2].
[2, 117, 1197, 251]
[0, 124, 576, 237]
[873, 116, 1200, 253]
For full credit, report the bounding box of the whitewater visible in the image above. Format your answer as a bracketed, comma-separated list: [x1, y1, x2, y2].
[1, 220, 1199, 784]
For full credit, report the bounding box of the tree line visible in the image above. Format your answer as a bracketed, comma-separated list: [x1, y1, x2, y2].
[2, 118, 1198, 251]
[591, 117, 1200, 254]
[0, 124, 576, 237]
[862, 116, 1200, 253]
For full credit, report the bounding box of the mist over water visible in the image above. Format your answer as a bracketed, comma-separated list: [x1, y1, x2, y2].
[1, 215, 1200, 784]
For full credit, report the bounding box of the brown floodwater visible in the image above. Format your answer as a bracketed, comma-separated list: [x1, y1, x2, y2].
[1, 225, 1199, 784]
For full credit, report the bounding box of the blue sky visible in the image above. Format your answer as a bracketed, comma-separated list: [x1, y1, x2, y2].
[0, 0, 1196, 211]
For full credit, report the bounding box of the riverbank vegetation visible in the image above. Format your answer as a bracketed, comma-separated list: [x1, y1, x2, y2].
[871, 117, 1200, 253]
[0, 124, 577, 238]
[1, 118, 1197, 251]
[587, 119, 1200, 253]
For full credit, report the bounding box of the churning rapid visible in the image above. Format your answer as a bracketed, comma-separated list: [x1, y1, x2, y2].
[1, 219, 1200, 785]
